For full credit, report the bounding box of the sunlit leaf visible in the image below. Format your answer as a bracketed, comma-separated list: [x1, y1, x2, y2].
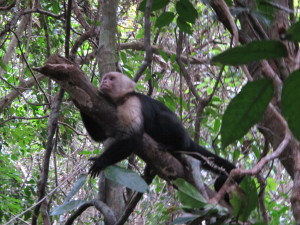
[282, 69, 300, 140]
[211, 40, 288, 65]
[221, 79, 273, 148]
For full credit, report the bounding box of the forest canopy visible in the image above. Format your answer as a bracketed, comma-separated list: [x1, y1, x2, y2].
[1, 0, 300, 224]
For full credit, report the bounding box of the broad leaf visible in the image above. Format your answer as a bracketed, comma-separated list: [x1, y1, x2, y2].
[0, 59, 7, 71]
[138, 0, 170, 11]
[230, 177, 258, 221]
[256, 0, 274, 21]
[155, 12, 175, 28]
[282, 69, 300, 140]
[221, 79, 273, 148]
[172, 216, 199, 224]
[51, 200, 87, 216]
[284, 21, 300, 42]
[64, 174, 87, 203]
[225, 0, 233, 7]
[211, 40, 288, 65]
[104, 165, 149, 193]
[173, 178, 206, 208]
[175, 0, 198, 24]
[176, 17, 192, 34]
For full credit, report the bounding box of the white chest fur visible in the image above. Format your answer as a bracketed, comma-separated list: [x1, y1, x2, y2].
[117, 96, 143, 133]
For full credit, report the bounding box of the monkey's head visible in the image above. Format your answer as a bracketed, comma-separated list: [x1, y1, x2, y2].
[100, 72, 136, 101]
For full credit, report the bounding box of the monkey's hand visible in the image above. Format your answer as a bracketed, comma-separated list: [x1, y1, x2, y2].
[88, 157, 105, 178]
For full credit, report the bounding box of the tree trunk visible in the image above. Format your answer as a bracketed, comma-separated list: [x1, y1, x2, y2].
[96, 0, 126, 220]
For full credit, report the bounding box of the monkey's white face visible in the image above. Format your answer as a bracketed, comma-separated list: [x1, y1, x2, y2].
[100, 72, 136, 101]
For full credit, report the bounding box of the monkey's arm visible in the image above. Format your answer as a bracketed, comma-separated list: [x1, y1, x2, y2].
[89, 136, 142, 177]
[80, 111, 107, 142]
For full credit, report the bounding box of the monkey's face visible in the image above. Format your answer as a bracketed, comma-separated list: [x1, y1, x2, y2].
[100, 72, 136, 101]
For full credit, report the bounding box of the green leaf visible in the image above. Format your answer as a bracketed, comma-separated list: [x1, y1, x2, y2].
[225, 0, 234, 7]
[211, 40, 288, 65]
[284, 21, 300, 42]
[175, 0, 198, 24]
[158, 49, 169, 62]
[104, 165, 149, 193]
[49, 1, 60, 14]
[221, 79, 273, 148]
[172, 216, 199, 224]
[120, 51, 128, 63]
[136, 28, 145, 39]
[173, 178, 206, 208]
[138, 0, 170, 11]
[0, 59, 7, 71]
[230, 177, 258, 221]
[64, 174, 87, 203]
[51, 200, 87, 216]
[155, 12, 175, 28]
[256, 0, 274, 22]
[282, 69, 300, 140]
[176, 17, 192, 34]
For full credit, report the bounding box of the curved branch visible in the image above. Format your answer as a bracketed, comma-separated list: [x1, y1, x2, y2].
[64, 201, 94, 225]
[0, 0, 16, 11]
[211, 129, 292, 204]
[65, 199, 116, 225]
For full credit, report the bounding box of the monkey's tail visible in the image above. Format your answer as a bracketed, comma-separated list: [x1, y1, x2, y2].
[188, 141, 236, 176]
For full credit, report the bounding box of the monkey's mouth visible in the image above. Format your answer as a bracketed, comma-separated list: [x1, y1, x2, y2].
[100, 84, 109, 90]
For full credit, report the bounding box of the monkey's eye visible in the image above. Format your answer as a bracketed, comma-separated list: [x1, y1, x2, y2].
[110, 77, 115, 81]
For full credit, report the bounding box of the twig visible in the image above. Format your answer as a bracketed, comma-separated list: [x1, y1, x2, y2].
[0, 115, 49, 126]
[58, 121, 87, 136]
[176, 31, 202, 102]
[0, 0, 16, 11]
[11, 30, 50, 104]
[211, 129, 291, 204]
[134, 0, 153, 82]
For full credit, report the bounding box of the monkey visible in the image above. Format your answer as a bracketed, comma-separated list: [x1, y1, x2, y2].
[80, 72, 239, 192]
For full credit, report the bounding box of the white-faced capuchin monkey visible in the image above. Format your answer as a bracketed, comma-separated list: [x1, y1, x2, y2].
[80, 72, 240, 192]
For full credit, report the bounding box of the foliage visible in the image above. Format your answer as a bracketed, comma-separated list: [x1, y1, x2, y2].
[221, 79, 274, 149]
[211, 40, 288, 66]
[0, 0, 298, 224]
[282, 69, 300, 140]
